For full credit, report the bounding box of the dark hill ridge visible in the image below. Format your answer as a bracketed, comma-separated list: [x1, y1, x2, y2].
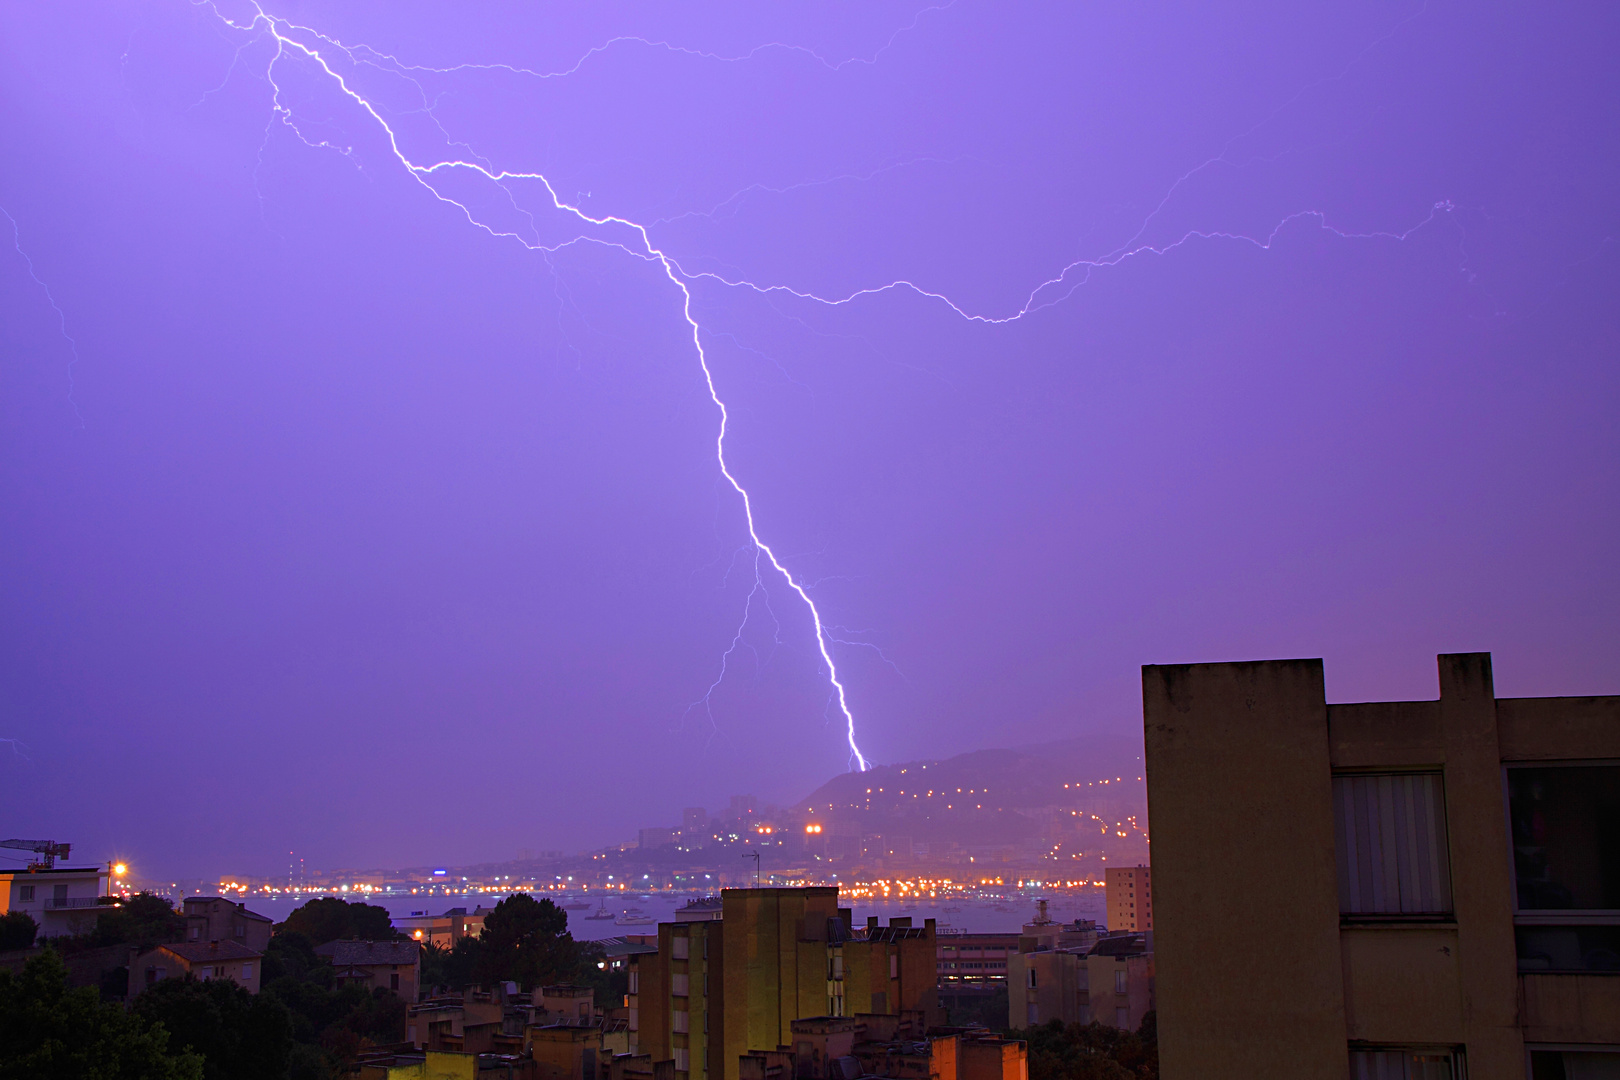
[794, 735, 1149, 865]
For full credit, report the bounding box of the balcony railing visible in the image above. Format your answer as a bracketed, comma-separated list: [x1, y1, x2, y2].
[44, 897, 104, 910]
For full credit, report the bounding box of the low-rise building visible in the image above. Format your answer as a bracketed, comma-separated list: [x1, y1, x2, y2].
[756, 1014, 1026, 1080]
[396, 906, 491, 948]
[132, 940, 263, 994]
[0, 865, 108, 938]
[1006, 934, 1152, 1031]
[527, 1022, 604, 1080]
[315, 939, 422, 1000]
[182, 896, 274, 951]
[937, 932, 1019, 988]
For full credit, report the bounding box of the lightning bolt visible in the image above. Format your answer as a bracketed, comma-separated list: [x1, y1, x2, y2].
[187, 1, 1452, 774]
[3, 204, 84, 426]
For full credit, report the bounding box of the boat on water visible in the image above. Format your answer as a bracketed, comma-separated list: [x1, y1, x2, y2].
[615, 911, 655, 926]
[584, 902, 616, 921]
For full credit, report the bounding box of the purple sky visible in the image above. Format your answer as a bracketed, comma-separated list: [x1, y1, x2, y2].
[2, 2, 1616, 879]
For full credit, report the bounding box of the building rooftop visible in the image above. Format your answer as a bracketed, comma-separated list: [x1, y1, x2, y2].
[150, 940, 263, 962]
[315, 940, 421, 966]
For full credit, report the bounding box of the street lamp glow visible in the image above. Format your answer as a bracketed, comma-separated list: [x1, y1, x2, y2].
[113, 863, 128, 877]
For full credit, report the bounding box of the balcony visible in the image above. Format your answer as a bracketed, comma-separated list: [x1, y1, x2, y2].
[44, 897, 104, 910]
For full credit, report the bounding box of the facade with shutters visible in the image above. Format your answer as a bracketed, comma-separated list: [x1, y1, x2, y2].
[1143, 652, 1620, 1080]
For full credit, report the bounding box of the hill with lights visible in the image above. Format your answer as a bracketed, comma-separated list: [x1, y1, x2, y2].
[795, 735, 1149, 868]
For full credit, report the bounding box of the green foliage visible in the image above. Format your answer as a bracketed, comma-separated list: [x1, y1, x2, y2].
[262, 931, 328, 988]
[0, 910, 37, 952]
[420, 935, 483, 992]
[472, 893, 580, 991]
[277, 897, 397, 947]
[259, 927, 407, 1078]
[88, 892, 188, 951]
[0, 948, 203, 1080]
[943, 985, 1008, 1029]
[1019, 1015, 1158, 1080]
[575, 940, 628, 1011]
[131, 975, 293, 1080]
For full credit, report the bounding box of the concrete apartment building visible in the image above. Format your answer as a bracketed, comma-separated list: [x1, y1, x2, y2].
[628, 888, 942, 1080]
[1007, 934, 1153, 1032]
[0, 863, 108, 938]
[1142, 652, 1620, 1080]
[1104, 866, 1152, 933]
[634, 914, 724, 1079]
[720, 888, 940, 1080]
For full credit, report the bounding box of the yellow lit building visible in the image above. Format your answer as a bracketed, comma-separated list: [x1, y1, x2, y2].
[1104, 866, 1152, 933]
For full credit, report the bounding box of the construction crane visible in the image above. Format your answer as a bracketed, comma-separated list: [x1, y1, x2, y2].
[0, 839, 72, 871]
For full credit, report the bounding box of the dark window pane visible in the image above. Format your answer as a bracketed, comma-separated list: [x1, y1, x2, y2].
[1516, 925, 1620, 973]
[1508, 766, 1620, 910]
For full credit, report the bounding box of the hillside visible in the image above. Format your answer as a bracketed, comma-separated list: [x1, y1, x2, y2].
[794, 734, 1149, 869]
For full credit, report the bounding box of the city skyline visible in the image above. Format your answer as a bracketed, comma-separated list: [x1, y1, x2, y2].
[3, 3, 1617, 879]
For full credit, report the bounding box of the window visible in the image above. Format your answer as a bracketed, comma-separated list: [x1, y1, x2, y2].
[1027, 969, 1037, 988]
[1348, 1047, 1458, 1079]
[53, 884, 67, 902]
[1114, 970, 1127, 994]
[190, 927, 200, 940]
[1509, 766, 1620, 909]
[889, 955, 898, 980]
[673, 936, 689, 960]
[1114, 1008, 1129, 1028]
[673, 1048, 689, 1072]
[390, 972, 399, 991]
[19, 886, 33, 902]
[1333, 772, 1453, 916]
[628, 971, 639, 994]
[1026, 1003, 1038, 1025]
[1528, 1047, 1620, 1078]
[243, 963, 253, 979]
[674, 1010, 689, 1034]
[1509, 764, 1620, 973]
[672, 974, 689, 997]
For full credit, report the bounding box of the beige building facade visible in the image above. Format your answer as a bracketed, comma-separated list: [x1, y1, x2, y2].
[1143, 652, 1620, 1080]
[0, 865, 108, 938]
[1104, 866, 1152, 933]
[133, 940, 263, 994]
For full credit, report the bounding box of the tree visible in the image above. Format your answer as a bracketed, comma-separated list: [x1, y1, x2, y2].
[471, 893, 578, 990]
[1020, 1016, 1158, 1080]
[260, 926, 408, 1076]
[90, 892, 187, 950]
[278, 898, 397, 947]
[0, 911, 37, 952]
[575, 940, 627, 1011]
[0, 948, 202, 1080]
[131, 975, 293, 1080]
